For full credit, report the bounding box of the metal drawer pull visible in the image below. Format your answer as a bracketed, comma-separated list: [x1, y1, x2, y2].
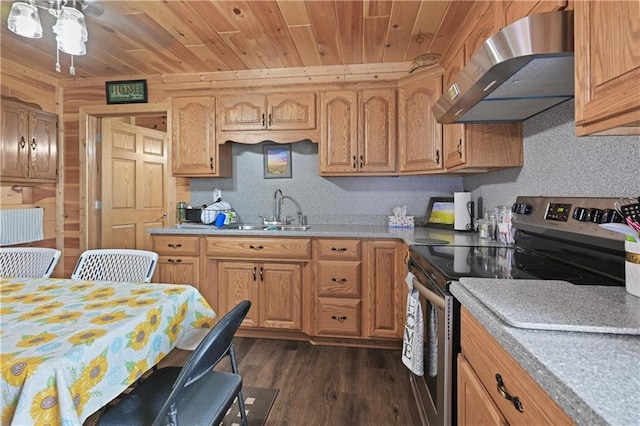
[253, 266, 257, 281]
[259, 267, 264, 281]
[167, 243, 182, 248]
[249, 244, 264, 250]
[331, 247, 347, 252]
[20, 136, 26, 149]
[167, 259, 182, 263]
[331, 278, 347, 283]
[495, 374, 524, 412]
[331, 315, 347, 322]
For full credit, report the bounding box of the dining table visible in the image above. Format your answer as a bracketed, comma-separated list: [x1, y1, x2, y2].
[0, 277, 217, 426]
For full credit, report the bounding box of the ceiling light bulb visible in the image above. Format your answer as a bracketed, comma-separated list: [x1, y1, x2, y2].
[53, 6, 88, 55]
[7, 1, 43, 39]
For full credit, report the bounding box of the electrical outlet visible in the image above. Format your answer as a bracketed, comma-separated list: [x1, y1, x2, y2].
[213, 188, 222, 202]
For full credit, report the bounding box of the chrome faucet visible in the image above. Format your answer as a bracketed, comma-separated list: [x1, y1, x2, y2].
[273, 189, 284, 223]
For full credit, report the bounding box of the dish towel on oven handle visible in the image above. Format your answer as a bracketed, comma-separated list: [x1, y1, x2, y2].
[402, 272, 424, 376]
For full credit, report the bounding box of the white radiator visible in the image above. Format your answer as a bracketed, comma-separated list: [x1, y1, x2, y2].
[0, 207, 44, 246]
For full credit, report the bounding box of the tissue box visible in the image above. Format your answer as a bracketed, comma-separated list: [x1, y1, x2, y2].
[388, 215, 414, 228]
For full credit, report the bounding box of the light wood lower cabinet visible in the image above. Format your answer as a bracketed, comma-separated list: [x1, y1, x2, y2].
[152, 235, 200, 289]
[207, 236, 311, 333]
[217, 260, 302, 330]
[459, 307, 574, 425]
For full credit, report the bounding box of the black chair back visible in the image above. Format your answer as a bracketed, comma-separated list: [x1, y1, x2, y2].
[152, 300, 251, 426]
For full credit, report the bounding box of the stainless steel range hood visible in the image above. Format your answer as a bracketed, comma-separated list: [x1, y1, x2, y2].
[433, 10, 574, 124]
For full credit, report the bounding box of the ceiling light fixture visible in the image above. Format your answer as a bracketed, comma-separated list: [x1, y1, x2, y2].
[7, 0, 88, 75]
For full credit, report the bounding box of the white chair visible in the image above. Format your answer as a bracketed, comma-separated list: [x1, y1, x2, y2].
[71, 249, 158, 283]
[0, 247, 61, 278]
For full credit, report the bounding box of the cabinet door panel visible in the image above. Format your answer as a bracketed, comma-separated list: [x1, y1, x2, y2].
[1, 104, 28, 178]
[458, 354, 508, 426]
[359, 89, 396, 173]
[218, 262, 260, 327]
[320, 91, 358, 173]
[172, 97, 217, 175]
[260, 263, 302, 329]
[443, 45, 466, 169]
[575, 1, 640, 135]
[29, 112, 58, 180]
[219, 94, 266, 131]
[398, 77, 443, 172]
[156, 256, 199, 289]
[268, 93, 316, 130]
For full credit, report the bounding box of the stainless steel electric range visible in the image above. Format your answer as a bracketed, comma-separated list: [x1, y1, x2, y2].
[406, 196, 627, 426]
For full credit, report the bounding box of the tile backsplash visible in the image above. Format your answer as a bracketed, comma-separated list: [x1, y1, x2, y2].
[464, 101, 640, 215]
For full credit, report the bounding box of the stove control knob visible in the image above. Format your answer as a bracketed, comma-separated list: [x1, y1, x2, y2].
[602, 209, 623, 223]
[589, 208, 604, 223]
[573, 207, 589, 221]
[512, 203, 532, 215]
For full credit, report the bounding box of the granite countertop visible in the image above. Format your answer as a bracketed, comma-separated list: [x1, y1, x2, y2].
[148, 224, 508, 247]
[451, 279, 640, 426]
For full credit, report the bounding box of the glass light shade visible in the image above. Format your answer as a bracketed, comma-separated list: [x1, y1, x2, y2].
[52, 6, 88, 55]
[7, 2, 43, 39]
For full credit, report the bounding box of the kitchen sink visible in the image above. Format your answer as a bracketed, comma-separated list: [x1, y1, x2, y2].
[224, 224, 311, 231]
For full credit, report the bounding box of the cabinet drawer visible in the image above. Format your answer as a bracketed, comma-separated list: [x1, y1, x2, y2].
[315, 239, 361, 260]
[461, 308, 573, 425]
[153, 235, 200, 256]
[316, 299, 361, 337]
[316, 260, 361, 297]
[206, 237, 311, 260]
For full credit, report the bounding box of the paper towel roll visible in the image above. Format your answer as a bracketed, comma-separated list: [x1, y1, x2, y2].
[454, 192, 472, 231]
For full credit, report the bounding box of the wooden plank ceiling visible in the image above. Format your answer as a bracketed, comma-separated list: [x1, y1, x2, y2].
[0, 0, 468, 80]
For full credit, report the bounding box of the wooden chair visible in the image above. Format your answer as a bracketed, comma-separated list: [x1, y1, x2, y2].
[71, 249, 158, 283]
[98, 300, 251, 426]
[0, 247, 61, 278]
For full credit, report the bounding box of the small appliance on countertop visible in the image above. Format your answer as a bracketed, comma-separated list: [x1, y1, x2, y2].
[405, 196, 627, 426]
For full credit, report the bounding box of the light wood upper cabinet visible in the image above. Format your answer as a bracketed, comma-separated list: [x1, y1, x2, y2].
[320, 89, 396, 175]
[219, 93, 316, 132]
[1, 99, 57, 182]
[172, 96, 232, 177]
[398, 73, 443, 173]
[439, 2, 523, 173]
[574, 0, 640, 135]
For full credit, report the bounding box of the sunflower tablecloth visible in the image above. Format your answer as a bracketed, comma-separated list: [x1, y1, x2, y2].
[0, 277, 217, 426]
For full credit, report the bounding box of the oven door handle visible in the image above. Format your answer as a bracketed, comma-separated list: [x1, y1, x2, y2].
[412, 277, 445, 310]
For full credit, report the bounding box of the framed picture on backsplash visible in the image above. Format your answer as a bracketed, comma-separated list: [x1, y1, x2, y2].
[423, 197, 455, 229]
[263, 144, 292, 178]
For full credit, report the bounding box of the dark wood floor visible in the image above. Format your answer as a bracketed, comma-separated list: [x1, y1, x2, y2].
[159, 337, 423, 426]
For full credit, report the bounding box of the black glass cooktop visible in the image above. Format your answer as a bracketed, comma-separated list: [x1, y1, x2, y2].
[409, 244, 625, 286]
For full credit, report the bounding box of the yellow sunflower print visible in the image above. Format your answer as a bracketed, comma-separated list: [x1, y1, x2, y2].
[44, 311, 83, 324]
[0, 282, 25, 294]
[2, 294, 30, 303]
[2, 400, 18, 426]
[103, 297, 132, 307]
[30, 382, 61, 426]
[69, 329, 108, 346]
[175, 301, 189, 322]
[90, 311, 128, 325]
[20, 294, 55, 304]
[127, 321, 151, 351]
[193, 315, 216, 329]
[36, 283, 63, 292]
[16, 331, 58, 348]
[125, 359, 149, 385]
[146, 307, 162, 332]
[130, 288, 154, 296]
[17, 309, 50, 322]
[127, 298, 156, 308]
[71, 350, 109, 413]
[85, 301, 109, 310]
[37, 301, 64, 311]
[163, 287, 184, 296]
[0, 305, 15, 315]
[85, 287, 116, 301]
[153, 351, 166, 366]
[69, 283, 93, 291]
[1, 355, 46, 387]
[165, 315, 182, 345]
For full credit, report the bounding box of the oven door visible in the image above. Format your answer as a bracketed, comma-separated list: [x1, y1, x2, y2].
[408, 260, 454, 426]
